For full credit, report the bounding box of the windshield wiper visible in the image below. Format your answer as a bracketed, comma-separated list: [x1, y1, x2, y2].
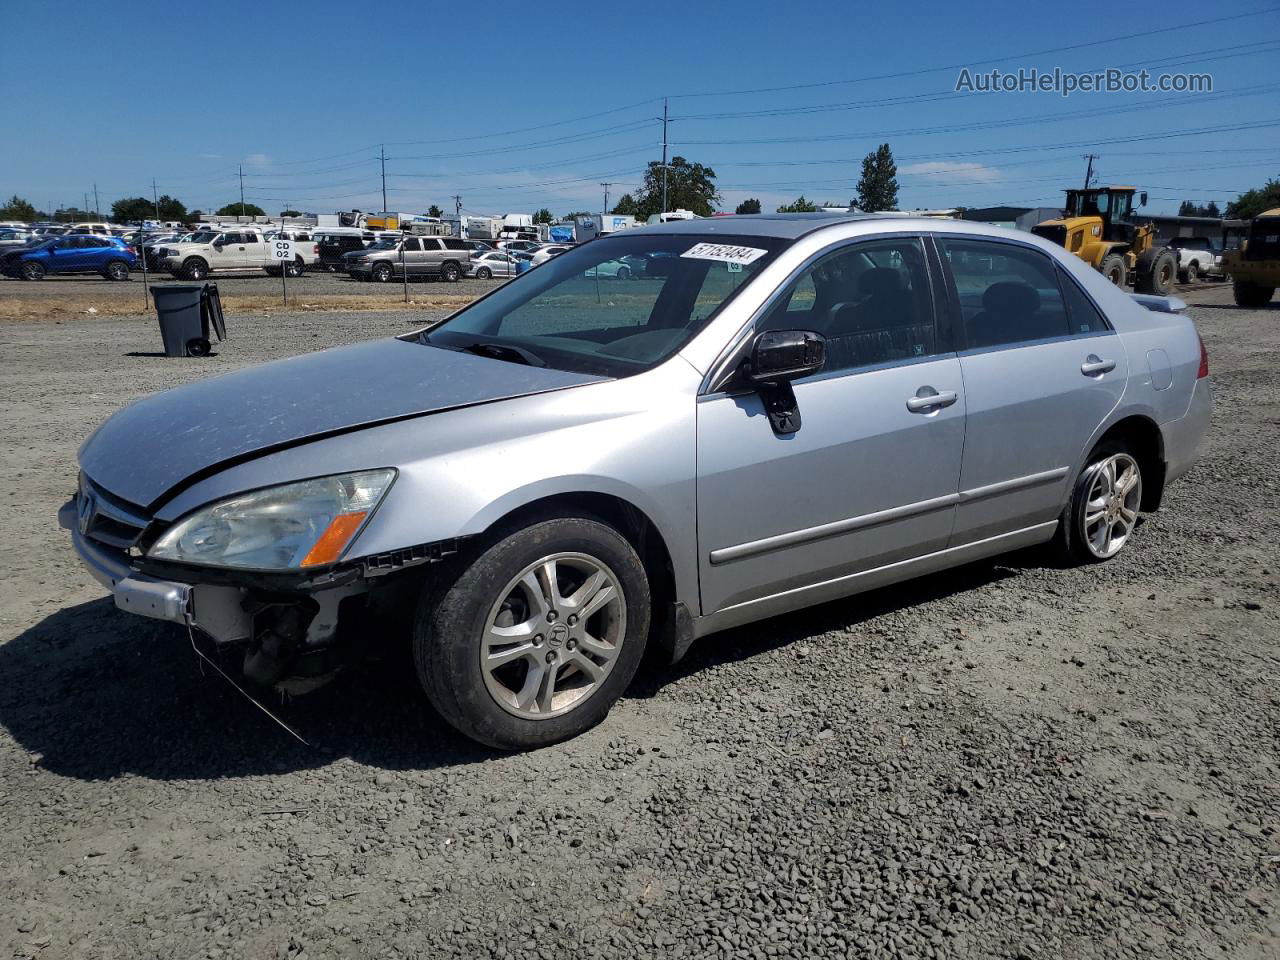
[460, 342, 547, 367]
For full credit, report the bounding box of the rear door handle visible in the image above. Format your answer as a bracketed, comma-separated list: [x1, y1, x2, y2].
[906, 388, 958, 413]
[1081, 355, 1116, 376]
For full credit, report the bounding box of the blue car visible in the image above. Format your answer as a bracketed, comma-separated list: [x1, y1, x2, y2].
[2, 235, 137, 280]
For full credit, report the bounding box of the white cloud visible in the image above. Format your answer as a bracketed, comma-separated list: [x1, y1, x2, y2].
[899, 161, 1002, 184]
[244, 153, 271, 168]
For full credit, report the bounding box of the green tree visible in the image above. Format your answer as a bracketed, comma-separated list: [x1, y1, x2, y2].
[1205, 200, 1221, 218]
[532, 207, 554, 224]
[216, 202, 265, 218]
[189, 210, 204, 222]
[1178, 199, 1224, 218]
[735, 198, 762, 215]
[280, 208, 302, 217]
[1226, 178, 1280, 220]
[632, 156, 721, 219]
[0, 195, 40, 221]
[776, 195, 818, 213]
[562, 210, 592, 221]
[427, 204, 443, 218]
[112, 197, 155, 222]
[855, 143, 899, 212]
[157, 195, 187, 221]
[611, 195, 639, 217]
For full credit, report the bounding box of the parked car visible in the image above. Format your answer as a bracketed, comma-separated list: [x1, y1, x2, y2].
[586, 258, 636, 279]
[0, 229, 38, 250]
[530, 244, 571, 266]
[496, 239, 540, 254]
[316, 232, 368, 271]
[60, 214, 1211, 749]
[262, 229, 321, 275]
[66, 222, 118, 235]
[467, 250, 519, 279]
[463, 239, 495, 254]
[2, 235, 135, 280]
[157, 228, 307, 279]
[346, 236, 469, 282]
[1168, 237, 1224, 283]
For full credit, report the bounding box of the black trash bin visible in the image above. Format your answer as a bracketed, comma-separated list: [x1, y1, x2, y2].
[151, 283, 226, 357]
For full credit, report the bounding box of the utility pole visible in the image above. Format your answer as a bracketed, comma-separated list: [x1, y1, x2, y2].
[83, 192, 88, 218]
[600, 182, 613, 216]
[152, 178, 160, 220]
[660, 97, 669, 216]
[93, 183, 99, 219]
[453, 195, 462, 217]
[380, 145, 388, 215]
[1083, 154, 1098, 189]
[239, 164, 246, 219]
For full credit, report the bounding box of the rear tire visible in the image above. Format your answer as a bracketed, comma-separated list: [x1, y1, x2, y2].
[1233, 280, 1275, 308]
[285, 257, 304, 278]
[1053, 440, 1143, 565]
[104, 260, 130, 281]
[1134, 248, 1176, 295]
[616, 266, 632, 280]
[413, 515, 650, 750]
[1182, 260, 1199, 283]
[1099, 254, 1126, 287]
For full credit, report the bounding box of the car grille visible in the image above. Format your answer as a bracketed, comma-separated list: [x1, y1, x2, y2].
[78, 474, 152, 550]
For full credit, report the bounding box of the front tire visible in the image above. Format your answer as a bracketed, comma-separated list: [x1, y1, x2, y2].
[183, 258, 208, 281]
[1098, 253, 1126, 287]
[1233, 280, 1275, 308]
[372, 262, 393, 283]
[414, 516, 651, 750]
[1055, 442, 1143, 565]
[440, 261, 461, 283]
[475, 266, 492, 280]
[20, 261, 46, 280]
[1182, 260, 1199, 283]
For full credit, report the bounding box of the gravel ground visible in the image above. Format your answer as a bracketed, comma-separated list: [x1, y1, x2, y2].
[0, 283, 1276, 959]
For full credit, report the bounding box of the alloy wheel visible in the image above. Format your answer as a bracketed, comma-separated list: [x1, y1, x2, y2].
[1082, 453, 1142, 559]
[480, 552, 626, 720]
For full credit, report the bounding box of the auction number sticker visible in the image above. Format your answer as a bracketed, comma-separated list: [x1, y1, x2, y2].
[680, 242, 767, 266]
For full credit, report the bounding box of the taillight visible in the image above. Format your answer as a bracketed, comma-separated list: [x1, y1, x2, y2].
[126, 245, 136, 255]
[1197, 334, 1209, 379]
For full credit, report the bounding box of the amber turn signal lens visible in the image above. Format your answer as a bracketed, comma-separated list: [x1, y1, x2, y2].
[300, 512, 368, 568]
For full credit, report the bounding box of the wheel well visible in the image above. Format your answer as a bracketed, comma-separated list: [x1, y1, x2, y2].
[485, 493, 677, 610]
[1094, 416, 1166, 511]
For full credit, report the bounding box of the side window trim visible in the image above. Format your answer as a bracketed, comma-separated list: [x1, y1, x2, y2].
[701, 232, 941, 396]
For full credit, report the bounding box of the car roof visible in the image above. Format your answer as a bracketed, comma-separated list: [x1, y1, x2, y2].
[629, 211, 945, 240]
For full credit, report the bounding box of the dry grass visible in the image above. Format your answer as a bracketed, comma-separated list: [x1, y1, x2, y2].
[0, 293, 477, 322]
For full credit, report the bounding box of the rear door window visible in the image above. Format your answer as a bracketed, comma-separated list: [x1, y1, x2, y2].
[938, 239, 1070, 349]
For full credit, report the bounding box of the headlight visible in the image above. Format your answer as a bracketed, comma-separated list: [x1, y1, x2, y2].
[148, 469, 395, 570]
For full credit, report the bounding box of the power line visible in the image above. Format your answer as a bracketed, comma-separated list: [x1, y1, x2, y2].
[667, 8, 1276, 99]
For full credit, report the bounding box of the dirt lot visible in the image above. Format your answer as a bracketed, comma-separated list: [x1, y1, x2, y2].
[0, 281, 1276, 959]
[0, 271, 492, 321]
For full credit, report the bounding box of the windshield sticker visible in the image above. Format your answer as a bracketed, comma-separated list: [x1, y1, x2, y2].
[680, 242, 768, 266]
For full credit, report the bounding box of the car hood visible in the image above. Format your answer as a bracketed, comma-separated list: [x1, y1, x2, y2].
[79, 337, 606, 509]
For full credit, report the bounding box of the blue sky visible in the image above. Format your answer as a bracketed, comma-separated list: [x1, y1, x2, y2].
[4, 0, 1278, 219]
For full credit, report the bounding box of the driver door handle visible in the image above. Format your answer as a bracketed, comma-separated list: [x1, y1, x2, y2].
[1081, 355, 1116, 376]
[906, 389, 958, 413]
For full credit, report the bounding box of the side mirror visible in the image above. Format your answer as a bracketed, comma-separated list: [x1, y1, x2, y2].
[745, 329, 826, 384]
[1139, 192, 1148, 207]
[743, 330, 825, 435]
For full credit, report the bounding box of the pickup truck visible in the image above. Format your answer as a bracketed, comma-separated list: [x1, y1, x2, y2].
[1168, 236, 1224, 283]
[158, 228, 317, 280]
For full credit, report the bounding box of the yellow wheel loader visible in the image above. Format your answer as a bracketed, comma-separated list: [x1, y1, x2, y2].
[1220, 208, 1280, 308]
[1031, 186, 1178, 295]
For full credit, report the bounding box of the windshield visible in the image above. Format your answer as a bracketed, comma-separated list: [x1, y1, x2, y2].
[187, 231, 217, 243]
[367, 238, 399, 250]
[421, 232, 786, 377]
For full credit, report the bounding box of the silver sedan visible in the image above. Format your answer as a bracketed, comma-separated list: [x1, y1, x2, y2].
[61, 214, 1212, 749]
[467, 250, 518, 279]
